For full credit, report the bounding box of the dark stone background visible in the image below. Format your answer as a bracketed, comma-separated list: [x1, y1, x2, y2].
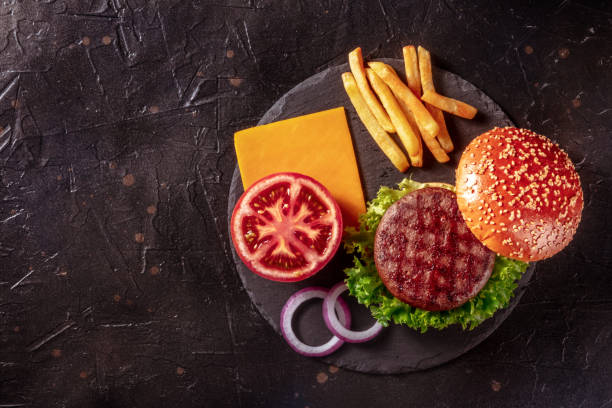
[0, 0, 610, 407]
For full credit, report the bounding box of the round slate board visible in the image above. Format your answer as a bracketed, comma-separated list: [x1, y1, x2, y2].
[227, 59, 535, 374]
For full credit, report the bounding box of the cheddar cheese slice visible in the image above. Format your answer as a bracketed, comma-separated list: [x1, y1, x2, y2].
[234, 107, 365, 227]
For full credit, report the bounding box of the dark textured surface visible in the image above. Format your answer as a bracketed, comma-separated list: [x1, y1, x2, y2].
[1, 0, 611, 406]
[227, 59, 535, 373]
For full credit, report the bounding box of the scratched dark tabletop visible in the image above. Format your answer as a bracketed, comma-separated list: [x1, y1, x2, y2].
[1, 1, 611, 407]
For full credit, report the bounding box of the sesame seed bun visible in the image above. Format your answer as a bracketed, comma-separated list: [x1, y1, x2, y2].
[455, 127, 583, 262]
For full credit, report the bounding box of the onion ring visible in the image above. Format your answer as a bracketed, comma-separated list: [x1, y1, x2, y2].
[280, 286, 351, 357]
[323, 282, 383, 343]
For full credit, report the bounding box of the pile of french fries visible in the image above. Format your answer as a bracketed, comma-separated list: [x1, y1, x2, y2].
[342, 46, 477, 171]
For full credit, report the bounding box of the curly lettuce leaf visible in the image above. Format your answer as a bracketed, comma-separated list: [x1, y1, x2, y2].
[343, 179, 528, 332]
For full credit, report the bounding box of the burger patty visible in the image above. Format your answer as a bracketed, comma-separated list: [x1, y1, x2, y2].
[374, 187, 495, 311]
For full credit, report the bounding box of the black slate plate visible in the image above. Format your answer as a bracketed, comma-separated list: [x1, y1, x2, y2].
[227, 59, 535, 374]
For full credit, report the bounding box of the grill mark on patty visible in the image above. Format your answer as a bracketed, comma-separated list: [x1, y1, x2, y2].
[374, 187, 496, 311]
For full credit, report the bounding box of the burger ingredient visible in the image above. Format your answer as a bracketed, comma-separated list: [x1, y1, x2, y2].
[231, 173, 343, 282]
[280, 287, 351, 357]
[344, 178, 528, 332]
[456, 127, 583, 262]
[323, 282, 383, 343]
[234, 107, 365, 227]
[374, 187, 495, 311]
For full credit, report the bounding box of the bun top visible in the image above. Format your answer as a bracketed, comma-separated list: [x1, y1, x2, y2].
[455, 127, 583, 262]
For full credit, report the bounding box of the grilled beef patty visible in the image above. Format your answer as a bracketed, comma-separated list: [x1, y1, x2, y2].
[374, 187, 495, 311]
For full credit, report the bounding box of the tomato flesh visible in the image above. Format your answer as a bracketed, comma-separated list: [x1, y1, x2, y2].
[231, 173, 342, 282]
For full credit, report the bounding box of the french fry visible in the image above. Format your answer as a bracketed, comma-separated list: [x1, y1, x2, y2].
[402, 104, 449, 162]
[373, 59, 426, 164]
[368, 61, 439, 141]
[418, 46, 453, 153]
[348, 48, 395, 133]
[341, 72, 409, 172]
[421, 126, 450, 163]
[366, 68, 422, 167]
[427, 104, 453, 153]
[396, 100, 424, 167]
[402, 46, 421, 97]
[368, 61, 448, 162]
[392, 90, 449, 163]
[421, 90, 478, 119]
[417, 46, 435, 93]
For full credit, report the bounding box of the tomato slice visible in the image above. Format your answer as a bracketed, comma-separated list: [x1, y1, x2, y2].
[231, 173, 343, 282]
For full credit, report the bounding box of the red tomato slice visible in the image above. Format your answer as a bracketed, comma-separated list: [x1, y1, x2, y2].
[231, 172, 343, 282]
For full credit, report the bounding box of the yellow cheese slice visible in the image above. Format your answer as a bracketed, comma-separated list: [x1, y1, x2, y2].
[234, 107, 365, 227]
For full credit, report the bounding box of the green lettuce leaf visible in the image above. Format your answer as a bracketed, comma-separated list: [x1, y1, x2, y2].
[343, 179, 528, 333]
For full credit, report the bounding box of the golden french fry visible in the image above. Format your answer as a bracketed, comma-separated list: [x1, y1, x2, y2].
[369, 60, 445, 161]
[372, 58, 425, 163]
[403, 46, 421, 97]
[427, 103, 453, 153]
[421, 90, 477, 119]
[341, 72, 409, 172]
[348, 48, 395, 133]
[417, 46, 453, 152]
[393, 92, 448, 163]
[368, 61, 439, 141]
[366, 68, 422, 167]
[421, 126, 450, 163]
[390, 75, 427, 163]
[397, 102, 423, 167]
[395, 97, 421, 136]
[417, 46, 434, 93]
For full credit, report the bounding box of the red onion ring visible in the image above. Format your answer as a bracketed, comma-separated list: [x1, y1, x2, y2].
[280, 286, 351, 357]
[323, 281, 383, 343]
